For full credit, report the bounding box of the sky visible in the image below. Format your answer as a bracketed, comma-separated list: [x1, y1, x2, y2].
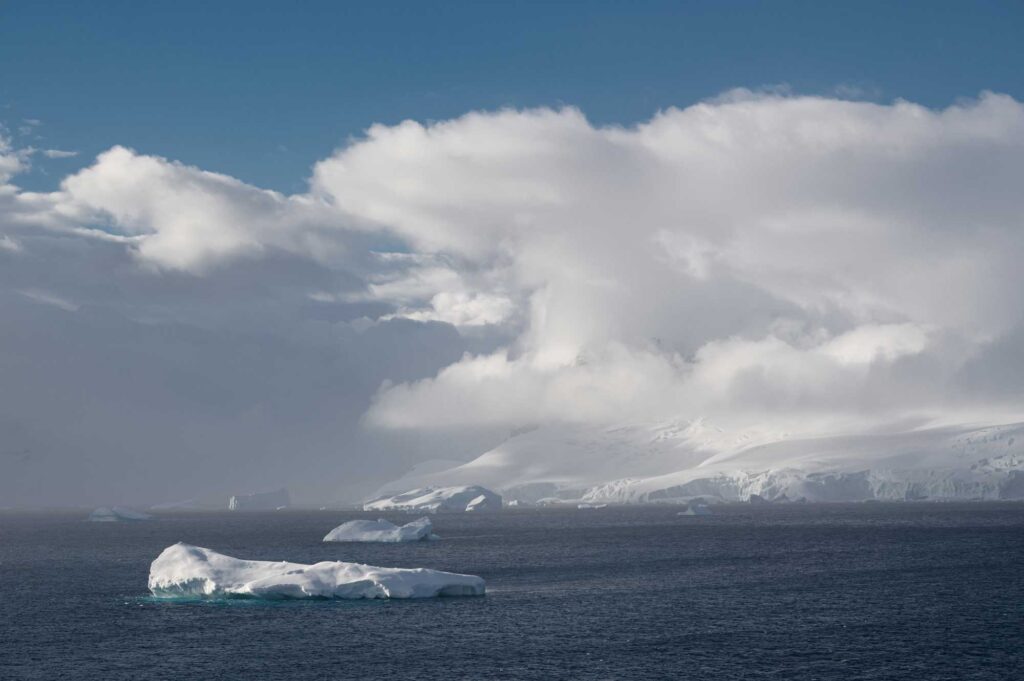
[1, 2, 1024, 507]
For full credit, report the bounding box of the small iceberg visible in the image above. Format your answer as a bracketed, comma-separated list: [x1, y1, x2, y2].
[148, 543, 484, 599]
[577, 503, 607, 509]
[88, 506, 152, 522]
[323, 517, 437, 543]
[677, 502, 712, 516]
[748, 493, 790, 505]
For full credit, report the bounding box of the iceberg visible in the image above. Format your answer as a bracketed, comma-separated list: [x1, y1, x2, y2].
[148, 543, 484, 599]
[88, 506, 151, 522]
[364, 486, 502, 513]
[228, 488, 290, 511]
[323, 517, 437, 543]
[677, 502, 712, 516]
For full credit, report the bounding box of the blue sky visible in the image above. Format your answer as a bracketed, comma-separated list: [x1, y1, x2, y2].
[2, 0, 1022, 192]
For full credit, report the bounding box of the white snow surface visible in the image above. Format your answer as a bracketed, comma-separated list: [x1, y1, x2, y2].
[323, 517, 436, 543]
[148, 543, 484, 599]
[88, 506, 151, 522]
[364, 486, 502, 512]
[376, 419, 1024, 504]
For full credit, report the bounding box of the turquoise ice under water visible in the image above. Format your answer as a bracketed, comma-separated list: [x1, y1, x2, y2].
[1, 504, 1022, 680]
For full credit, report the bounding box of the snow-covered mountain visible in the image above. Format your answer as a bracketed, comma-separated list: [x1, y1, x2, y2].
[374, 420, 1024, 504]
[364, 485, 503, 512]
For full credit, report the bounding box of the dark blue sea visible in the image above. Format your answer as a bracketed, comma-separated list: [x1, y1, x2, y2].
[1, 504, 1022, 680]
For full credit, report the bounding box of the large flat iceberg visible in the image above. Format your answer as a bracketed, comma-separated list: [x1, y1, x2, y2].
[323, 517, 436, 543]
[364, 485, 502, 513]
[148, 543, 485, 599]
[88, 506, 152, 522]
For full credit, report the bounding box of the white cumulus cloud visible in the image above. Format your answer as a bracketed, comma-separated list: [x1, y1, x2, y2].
[4, 91, 1024, 472]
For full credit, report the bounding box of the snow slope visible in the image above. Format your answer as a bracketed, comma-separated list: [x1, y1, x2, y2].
[323, 517, 436, 543]
[376, 420, 1024, 504]
[364, 486, 502, 512]
[148, 543, 484, 599]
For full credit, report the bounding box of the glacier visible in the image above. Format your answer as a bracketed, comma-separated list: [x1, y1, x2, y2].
[364, 485, 502, 513]
[88, 506, 152, 522]
[374, 420, 1024, 505]
[148, 543, 485, 599]
[323, 517, 437, 543]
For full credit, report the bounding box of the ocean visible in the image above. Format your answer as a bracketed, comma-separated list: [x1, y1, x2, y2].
[1, 504, 1021, 680]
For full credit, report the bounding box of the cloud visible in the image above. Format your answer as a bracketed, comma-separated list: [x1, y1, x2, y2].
[42, 149, 78, 159]
[49, 146, 351, 272]
[3, 91, 1024, 504]
[0, 134, 27, 182]
[337, 92, 1024, 429]
[0, 234, 21, 252]
[17, 288, 80, 312]
[55, 147, 274, 268]
[349, 254, 518, 328]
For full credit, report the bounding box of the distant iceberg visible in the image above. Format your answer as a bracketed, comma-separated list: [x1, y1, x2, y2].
[228, 488, 290, 511]
[677, 502, 712, 516]
[323, 517, 437, 543]
[148, 543, 484, 599]
[88, 506, 151, 522]
[364, 486, 502, 513]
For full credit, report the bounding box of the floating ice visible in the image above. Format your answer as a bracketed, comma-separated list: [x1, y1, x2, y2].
[677, 502, 712, 516]
[148, 543, 485, 599]
[88, 506, 151, 522]
[323, 517, 437, 543]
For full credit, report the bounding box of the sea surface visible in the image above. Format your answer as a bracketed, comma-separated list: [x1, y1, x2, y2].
[1, 504, 1022, 680]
